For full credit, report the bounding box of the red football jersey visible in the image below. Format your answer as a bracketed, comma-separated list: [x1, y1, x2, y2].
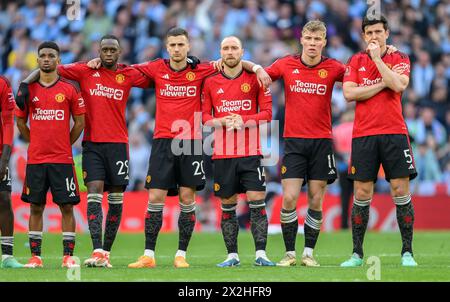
[133, 60, 216, 139]
[0, 76, 15, 156]
[343, 51, 411, 138]
[57, 62, 151, 143]
[15, 78, 86, 164]
[266, 55, 345, 139]
[202, 70, 272, 159]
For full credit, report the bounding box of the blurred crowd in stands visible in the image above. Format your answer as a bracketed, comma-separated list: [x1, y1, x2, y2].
[0, 0, 449, 201]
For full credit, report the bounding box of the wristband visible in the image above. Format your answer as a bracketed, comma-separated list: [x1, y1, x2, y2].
[252, 64, 262, 73]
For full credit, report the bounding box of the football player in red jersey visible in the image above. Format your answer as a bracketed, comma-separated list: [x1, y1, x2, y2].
[0, 76, 23, 268]
[202, 36, 274, 267]
[263, 21, 345, 267]
[16, 42, 85, 268]
[125, 28, 271, 269]
[341, 15, 417, 267]
[16, 35, 152, 268]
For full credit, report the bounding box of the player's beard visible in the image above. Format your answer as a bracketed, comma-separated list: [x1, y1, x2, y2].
[224, 57, 241, 69]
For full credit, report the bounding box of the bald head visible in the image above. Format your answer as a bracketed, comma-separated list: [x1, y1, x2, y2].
[220, 36, 244, 69]
[221, 36, 243, 49]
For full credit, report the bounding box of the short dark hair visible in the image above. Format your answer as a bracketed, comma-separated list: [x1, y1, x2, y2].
[100, 34, 120, 45]
[362, 15, 388, 32]
[166, 27, 189, 39]
[38, 41, 60, 54]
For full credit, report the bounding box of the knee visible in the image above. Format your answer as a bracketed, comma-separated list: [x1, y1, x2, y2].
[0, 192, 11, 209]
[30, 204, 45, 216]
[179, 191, 195, 204]
[148, 191, 165, 204]
[354, 187, 373, 201]
[390, 183, 409, 197]
[59, 204, 74, 215]
[282, 192, 298, 209]
[87, 182, 103, 194]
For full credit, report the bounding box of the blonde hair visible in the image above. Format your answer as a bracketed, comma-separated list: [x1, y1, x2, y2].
[302, 20, 327, 38]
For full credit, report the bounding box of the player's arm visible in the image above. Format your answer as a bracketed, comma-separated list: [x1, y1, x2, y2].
[0, 84, 14, 179]
[372, 57, 409, 93]
[16, 116, 30, 142]
[368, 41, 409, 93]
[70, 114, 85, 144]
[241, 60, 272, 89]
[343, 80, 386, 102]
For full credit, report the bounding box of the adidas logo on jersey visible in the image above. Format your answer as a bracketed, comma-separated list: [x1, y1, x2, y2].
[217, 88, 224, 94]
[69, 192, 76, 197]
[358, 66, 366, 72]
[92, 72, 100, 77]
[162, 74, 170, 79]
[32, 96, 39, 103]
[328, 170, 336, 175]
[292, 69, 300, 74]
[408, 164, 415, 170]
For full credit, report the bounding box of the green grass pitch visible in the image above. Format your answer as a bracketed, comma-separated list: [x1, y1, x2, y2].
[1, 231, 449, 282]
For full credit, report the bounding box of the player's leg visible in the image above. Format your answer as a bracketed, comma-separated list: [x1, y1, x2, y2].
[302, 180, 327, 267]
[239, 157, 274, 266]
[102, 143, 129, 258]
[49, 163, 81, 268]
[174, 140, 206, 268]
[341, 136, 379, 267]
[214, 158, 240, 267]
[129, 139, 175, 268]
[0, 169, 23, 268]
[102, 185, 124, 263]
[21, 164, 47, 268]
[277, 139, 307, 266]
[82, 142, 106, 264]
[340, 180, 373, 267]
[390, 177, 417, 266]
[302, 139, 337, 267]
[217, 194, 240, 267]
[381, 134, 418, 266]
[175, 186, 197, 268]
[128, 188, 167, 268]
[59, 204, 78, 268]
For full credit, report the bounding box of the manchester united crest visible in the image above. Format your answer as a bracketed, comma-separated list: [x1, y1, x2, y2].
[241, 83, 251, 93]
[281, 165, 287, 174]
[146, 175, 151, 183]
[55, 93, 65, 103]
[214, 183, 220, 191]
[186, 71, 196, 81]
[318, 69, 328, 79]
[116, 74, 125, 84]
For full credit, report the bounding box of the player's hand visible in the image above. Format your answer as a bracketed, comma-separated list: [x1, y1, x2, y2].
[87, 58, 101, 69]
[255, 68, 272, 89]
[15, 82, 29, 111]
[367, 41, 381, 59]
[386, 44, 398, 54]
[228, 114, 243, 131]
[212, 59, 223, 72]
[187, 55, 200, 69]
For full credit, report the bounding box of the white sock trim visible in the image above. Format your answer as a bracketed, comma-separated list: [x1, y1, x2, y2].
[175, 250, 186, 258]
[144, 249, 154, 258]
